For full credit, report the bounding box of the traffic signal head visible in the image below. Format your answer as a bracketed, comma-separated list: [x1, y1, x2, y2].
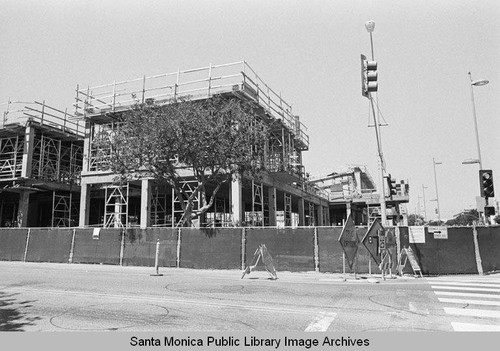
[479, 170, 494, 198]
[385, 174, 397, 198]
[361, 54, 378, 97]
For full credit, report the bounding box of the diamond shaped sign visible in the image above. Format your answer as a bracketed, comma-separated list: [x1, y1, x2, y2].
[338, 214, 358, 269]
[361, 219, 384, 265]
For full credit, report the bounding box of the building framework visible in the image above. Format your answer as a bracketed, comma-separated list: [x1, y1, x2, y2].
[75, 61, 330, 228]
[0, 101, 84, 227]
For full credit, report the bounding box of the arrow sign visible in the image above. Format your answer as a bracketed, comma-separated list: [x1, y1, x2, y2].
[338, 214, 359, 269]
[362, 219, 383, 265]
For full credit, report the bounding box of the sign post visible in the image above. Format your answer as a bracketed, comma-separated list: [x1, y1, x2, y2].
[338, 214, 359, 280]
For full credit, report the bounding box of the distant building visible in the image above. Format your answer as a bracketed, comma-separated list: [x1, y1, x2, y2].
[310, 165, 409, 226]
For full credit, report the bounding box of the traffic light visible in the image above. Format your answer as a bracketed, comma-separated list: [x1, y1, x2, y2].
[385, 174, 397, 199]
[479, 170, 494, 198]
[361, 54, 378, 97]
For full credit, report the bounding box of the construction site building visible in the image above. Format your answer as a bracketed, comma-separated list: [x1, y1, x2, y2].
[310, 165, 410, 226]
[0, 101, 84, 227]
[74, 61, 331, 228]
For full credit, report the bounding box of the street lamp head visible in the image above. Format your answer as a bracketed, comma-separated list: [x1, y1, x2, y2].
[471, 79, 489, 86]
[365, 21, 375, 33]
[462, 158, 480, 165]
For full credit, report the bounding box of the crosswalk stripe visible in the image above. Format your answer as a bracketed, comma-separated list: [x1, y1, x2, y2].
[451, 322, 500, 332]
[304, 312, 336, 332]
[438, 297, 500, 306]
[431, 285, 500, 293]
[435, 291, 500, 299]
[430, 281, 500, 288]
[444, 307, 500, 319]
[429, 278, 500, 284]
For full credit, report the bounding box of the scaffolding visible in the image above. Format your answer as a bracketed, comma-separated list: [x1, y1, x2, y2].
[52, 191, 79, 227]
[30, 134, 83, 184]
[172, 180, 200, 227]
[284, 193, 292, 227]
[104, 184, 129, 228]
[150, 185, 172, 227]
[0, 136, 23, 180]
[250, 180, 264, 226]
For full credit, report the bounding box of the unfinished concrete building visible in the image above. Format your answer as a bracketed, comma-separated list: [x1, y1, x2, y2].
[0, 101, 84, 227]
[75, 61, 330, 228]
[310, 165, 410, 226]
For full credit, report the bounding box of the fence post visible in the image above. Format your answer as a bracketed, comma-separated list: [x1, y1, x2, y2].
[176, 227, 182, 268]
[314, 227, 319, 272]
[23, 228, 31, 262]
[119, 229, 125, 266]
[241, 227, 246, 270]
[68, 228, 76, 263]
[472, 225, 484, 276]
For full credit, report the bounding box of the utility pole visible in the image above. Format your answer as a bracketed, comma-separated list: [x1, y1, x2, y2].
[363, 20, 388, 225]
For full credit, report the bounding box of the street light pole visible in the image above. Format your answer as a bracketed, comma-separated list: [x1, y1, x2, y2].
[467, 73, 490, 215]
[433, 158, 442, 222]
[365, 20, 388, 226]
[422, 184, 428, 221]
[468, 72, 488, 170]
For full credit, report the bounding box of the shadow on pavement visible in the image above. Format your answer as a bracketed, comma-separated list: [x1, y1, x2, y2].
[0, 291, 40, 331]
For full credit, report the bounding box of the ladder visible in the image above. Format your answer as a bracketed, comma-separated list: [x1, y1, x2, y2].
[398, 247, 423, 278]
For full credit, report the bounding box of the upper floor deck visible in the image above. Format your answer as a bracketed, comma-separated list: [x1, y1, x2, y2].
[73, 61, 309, 150]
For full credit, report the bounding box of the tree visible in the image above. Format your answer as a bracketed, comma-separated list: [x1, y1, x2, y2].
[93, 95, 269, 226]
[408, 214, 425, 226]
[445, 209, 480, 226]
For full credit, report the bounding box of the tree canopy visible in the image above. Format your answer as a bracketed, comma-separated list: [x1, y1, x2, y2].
[445, 209, 480, 226]
[93, 95, 269, 226]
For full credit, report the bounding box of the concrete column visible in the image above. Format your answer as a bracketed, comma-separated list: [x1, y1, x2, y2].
[17, 192, 30, 227]
[82, 121, 91, 173]
[324, 206, 331, 226]
[317, 205, 324, 227]
[78, 182, 91, 227]
[230, 174, 243, 226]
[140, 179, 151, 229]
[268, 186, 277, 226]
[21, 125, 34, 178]
[298, 198, 305, 226]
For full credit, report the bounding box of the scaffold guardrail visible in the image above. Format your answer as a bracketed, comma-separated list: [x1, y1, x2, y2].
[73, 61, 309, 149]
[1, 100, 85, 138]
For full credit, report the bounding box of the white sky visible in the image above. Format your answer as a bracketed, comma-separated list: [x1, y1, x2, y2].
[1, 0, 499, 220]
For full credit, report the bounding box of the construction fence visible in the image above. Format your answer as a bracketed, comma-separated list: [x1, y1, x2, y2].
[0, 226, 499, 275]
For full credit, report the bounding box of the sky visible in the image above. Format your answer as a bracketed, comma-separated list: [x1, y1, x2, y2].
[1, 0, 499, 220]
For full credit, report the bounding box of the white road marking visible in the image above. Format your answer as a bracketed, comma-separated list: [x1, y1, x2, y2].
[443, 307, 500, 319]
[304, 312, 336, 332]
[451, 322, 500, 332]
[438, 297, 500, 306]
[435, 291, 500, 299]
[430, 281, 500, 288]
[431, 285, 500, 293]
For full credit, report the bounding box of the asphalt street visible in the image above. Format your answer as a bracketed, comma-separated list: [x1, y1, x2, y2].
[1, 261, 499, 332]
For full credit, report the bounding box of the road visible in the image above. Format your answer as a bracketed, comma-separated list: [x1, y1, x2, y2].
[1, 261, 499, 332]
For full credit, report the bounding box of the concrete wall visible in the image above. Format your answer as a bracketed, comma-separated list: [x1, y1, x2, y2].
[0, 226, 499, 275]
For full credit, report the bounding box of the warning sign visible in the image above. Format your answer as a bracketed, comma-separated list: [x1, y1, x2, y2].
[362, 219, 383, 265]
[338, 214, 359, 269]
[241, 244, 278, 280]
